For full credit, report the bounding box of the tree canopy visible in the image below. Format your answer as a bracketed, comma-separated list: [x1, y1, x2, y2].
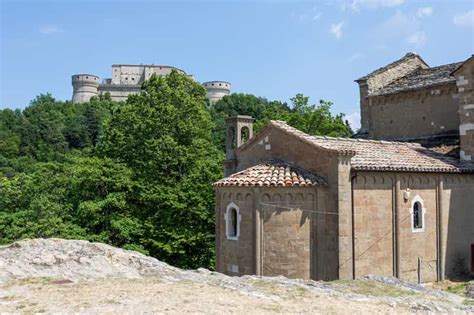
[0, 70, 352, 269]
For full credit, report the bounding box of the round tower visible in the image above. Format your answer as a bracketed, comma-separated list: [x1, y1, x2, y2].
[203, 81, 231, 105]
[71, 74, 99, 103]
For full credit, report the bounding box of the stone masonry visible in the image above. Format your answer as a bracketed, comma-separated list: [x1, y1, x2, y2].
[453, 56, 474, 161]
[71, 64, 230, 104]
[355, 53, 467, 141]
[214, 117, 474, 283]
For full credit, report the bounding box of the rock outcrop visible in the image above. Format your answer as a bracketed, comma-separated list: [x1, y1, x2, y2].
[0, 238, 472, 314]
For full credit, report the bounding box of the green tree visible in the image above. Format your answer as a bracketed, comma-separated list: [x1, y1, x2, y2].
[99, 71, 223, 268]
[286, 94, 353, 137]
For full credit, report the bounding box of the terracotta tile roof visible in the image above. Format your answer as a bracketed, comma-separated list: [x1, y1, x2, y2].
[371, 62, 462, 96]
[356, 52, 428, 81]
[213, 159, 327, 187]
[268, 121, 474, 173]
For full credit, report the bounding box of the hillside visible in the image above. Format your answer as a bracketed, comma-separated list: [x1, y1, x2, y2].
[0, 238, 472, 314]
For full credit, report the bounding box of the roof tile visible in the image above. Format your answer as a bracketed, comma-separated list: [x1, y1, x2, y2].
[269, 121, 474, 173]
[371, 62, 462, 96]
[213, 159, 327, 187]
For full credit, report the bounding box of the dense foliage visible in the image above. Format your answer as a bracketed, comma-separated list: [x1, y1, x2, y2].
[0, 71, 352, 269]
[210, 93, 352, 150]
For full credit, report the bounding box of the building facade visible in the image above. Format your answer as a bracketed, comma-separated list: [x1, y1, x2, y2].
[71, 64, 230, 104]
[213, 55, 474, 283]
[355, 53, 466, 142]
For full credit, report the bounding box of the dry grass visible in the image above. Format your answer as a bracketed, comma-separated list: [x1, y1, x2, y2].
[333, 279, 418, 297]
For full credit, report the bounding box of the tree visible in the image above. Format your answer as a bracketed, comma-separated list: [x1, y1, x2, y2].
[286, 94, 353, 137]
[210, 93, 352, 150]
[99, 71, 223, 268]
[209, 93, 289, 149]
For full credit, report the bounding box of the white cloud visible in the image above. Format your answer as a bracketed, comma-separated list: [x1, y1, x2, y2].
[349, 0, 404, 11]
[39, 25, 64, 35]
[346, 112, 361, 131]
[453, 10, 474, 29]
[377, 11, 428, 47]
[406, 31, 427, 47]
[416, 7, 433, 18]
[313, 12, 322, 21]
[349, 53, 364, 62]
[330, 21, 344, 39]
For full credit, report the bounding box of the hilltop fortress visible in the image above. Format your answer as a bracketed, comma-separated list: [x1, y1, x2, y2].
[71, 64, 230, 104]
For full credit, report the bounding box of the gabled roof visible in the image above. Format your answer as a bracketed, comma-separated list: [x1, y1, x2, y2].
[452, 55, 474, 75]
[267, 121, 474, 173]
[356, 52, 429, 82]
[213, 159, 327, 187]
[371, 62, 462, 96]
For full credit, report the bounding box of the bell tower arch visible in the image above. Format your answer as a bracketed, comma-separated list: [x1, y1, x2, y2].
[224, 115, 254, 175]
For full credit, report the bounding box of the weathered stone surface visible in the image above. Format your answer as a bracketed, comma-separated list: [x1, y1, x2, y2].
[0, 238, 472, 314]
[467, 281, 474, 298]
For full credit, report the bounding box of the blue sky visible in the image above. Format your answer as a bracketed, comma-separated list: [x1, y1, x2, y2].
[1, 0, 473, 129]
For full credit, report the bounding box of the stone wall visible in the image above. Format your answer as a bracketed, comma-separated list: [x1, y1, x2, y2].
[353, 171, 474, 282]
[454, 58, 474, 161]
[215, 186, 326, 280]
[367, 84, 459, 140]
[215, 187, 255, 276]
[260, 188, 316, 280]
[357, 53, 428, 133]
[233, 125, 341, 279]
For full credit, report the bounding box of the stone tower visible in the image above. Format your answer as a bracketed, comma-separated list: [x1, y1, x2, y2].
[453, 55, 474, 162]
[71, 74, 99, 103]
[224, 115, 254, 176]
[355, 52, 429, 137]
[203, 81, 231, 105]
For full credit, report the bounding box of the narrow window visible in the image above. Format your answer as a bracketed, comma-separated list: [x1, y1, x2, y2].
[410, 195, 425, 232]
[241, 126, 250, 144]
[225, 202, 240, 240]
[229, 208, 237, 237]
[228, 127, 236, 149]
[413, 202, 422, 229]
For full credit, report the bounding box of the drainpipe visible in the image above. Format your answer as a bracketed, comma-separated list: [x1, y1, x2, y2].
[351, 172, 357, 280]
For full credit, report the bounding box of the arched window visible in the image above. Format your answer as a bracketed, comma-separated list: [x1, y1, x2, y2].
[411, 195, 425, 232]
[225, 202, 240, 240]
[413, 202, 422, 229]
[241, 126, 250, 144]
[227, 127, 236, 149]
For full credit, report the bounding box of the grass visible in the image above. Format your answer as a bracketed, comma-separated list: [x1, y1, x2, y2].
[333, 279, 418, 297]
[1, 277, 54, 288]
[446, 282, 468, 295]
[463, 299, 474, 306]
[250, 279, 280, 294]
[249, 279, 309, 299]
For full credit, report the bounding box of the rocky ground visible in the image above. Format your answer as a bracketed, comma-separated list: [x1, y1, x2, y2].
[0, 238, 473, 314]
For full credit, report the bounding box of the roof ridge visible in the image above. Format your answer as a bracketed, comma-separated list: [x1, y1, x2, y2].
[269, 120, 422, 147]
[356, 52, 428, 81]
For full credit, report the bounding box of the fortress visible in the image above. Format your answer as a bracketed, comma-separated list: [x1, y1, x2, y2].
[71, 64, 230, 104]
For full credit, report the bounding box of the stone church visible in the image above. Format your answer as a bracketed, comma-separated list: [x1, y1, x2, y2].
[213, 53, 474, 283]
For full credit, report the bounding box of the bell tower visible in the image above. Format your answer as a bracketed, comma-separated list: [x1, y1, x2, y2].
[224, 115, 254, 176]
